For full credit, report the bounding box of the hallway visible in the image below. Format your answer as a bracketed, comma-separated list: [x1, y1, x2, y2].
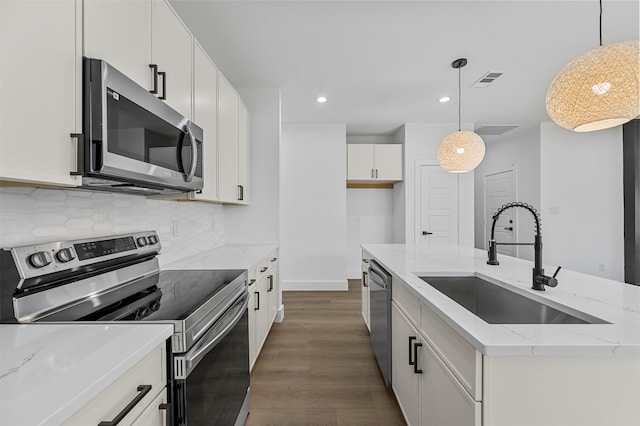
[246, 280, 405, 425]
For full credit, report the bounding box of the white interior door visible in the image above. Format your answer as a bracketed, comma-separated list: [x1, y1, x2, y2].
[485, 170, 515, 256]
[417, 165, 459, 247]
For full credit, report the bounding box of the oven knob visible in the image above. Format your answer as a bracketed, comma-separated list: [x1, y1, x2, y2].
[136, 237, 148, 247]
[56, 247, 75, 263]
[28, 251, 53, 268]
[147, 235, 158, 245]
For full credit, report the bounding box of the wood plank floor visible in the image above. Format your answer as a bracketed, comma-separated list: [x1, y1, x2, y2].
[246, 280, 406, 426]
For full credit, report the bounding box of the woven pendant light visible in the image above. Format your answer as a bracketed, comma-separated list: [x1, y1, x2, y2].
[437, 58, 485, 173]
[546, 1, 640, 132]
[546, 40, 639, 132]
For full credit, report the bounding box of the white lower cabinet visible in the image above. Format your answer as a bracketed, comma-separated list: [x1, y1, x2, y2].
[64, 344, 167, 426]
[392, 301, 481, 426]
[391, 302, 421, 426]
[248, 253, 279, 370]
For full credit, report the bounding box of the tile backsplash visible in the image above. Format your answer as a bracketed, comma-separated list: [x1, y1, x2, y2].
[0, 187, 225, 267]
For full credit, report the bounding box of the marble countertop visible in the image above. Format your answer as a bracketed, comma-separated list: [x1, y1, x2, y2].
[0, 323, 173, 426]
[363, 244, 640, 357]
[163, 243, 278, 270]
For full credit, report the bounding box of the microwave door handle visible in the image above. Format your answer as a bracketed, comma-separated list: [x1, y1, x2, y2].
[183, 122, 198, 182]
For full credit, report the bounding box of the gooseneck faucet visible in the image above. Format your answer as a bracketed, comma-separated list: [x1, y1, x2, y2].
[487, 202, 561, 291]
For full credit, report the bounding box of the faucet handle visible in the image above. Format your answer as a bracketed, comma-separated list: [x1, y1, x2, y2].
[552, 266, 562, 279]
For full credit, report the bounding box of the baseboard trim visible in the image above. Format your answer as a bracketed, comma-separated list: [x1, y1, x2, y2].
[275, 305, 285, 322]
[282, 280, 348, 291]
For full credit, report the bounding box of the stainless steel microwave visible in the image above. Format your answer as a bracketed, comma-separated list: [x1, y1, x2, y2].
[79, 58, 203, 195]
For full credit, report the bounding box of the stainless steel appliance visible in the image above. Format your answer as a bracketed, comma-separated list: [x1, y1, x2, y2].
[79, 58, 204, 195]
[368, 259, 392, 387]
[0, 232, 250, 426]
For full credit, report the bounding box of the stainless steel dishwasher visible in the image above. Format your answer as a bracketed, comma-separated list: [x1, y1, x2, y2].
[368, 259, 392, 387]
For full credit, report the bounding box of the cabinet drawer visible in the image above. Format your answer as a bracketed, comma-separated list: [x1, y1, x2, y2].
[132, 388, 168, 426]
[64, 344, 166, 425]
[420, 303, 482, 401]
[392, 278, 420, 327]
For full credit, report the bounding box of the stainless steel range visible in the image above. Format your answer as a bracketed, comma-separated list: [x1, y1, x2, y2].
[0, 231, 250, 426]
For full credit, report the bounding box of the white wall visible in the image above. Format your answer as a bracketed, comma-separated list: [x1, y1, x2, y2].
[403, 123, 475, 247]
[225, 88, 280, 245]
[540, 123, 624, 281]
[473, 125, 541, 261]
[347, 188, 394, 278]
[0, 187, 225, 268]
[280, 123, 347, 290]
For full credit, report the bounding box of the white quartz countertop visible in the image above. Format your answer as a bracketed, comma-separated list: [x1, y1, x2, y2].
[163, 243, 278, 271]
[0, 323, 173, 426]
[363, 244, 640, 357]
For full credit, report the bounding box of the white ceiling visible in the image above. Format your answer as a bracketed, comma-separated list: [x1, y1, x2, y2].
[170, 0, 639, 136]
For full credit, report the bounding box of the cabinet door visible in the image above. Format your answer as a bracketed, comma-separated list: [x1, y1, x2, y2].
[254, 276, 270, 355]
[361, 270, 370, 330]
[193, 41, 218, 202]
[266, 268, 278, 326]
[0, 0, 81, 187]
[420, 340, 481, 426]
[347, 144, 375, 180]
[391, 303, 421, 426]
[218, 74, 240, 202]
[248, 282, 258, 370]
[374, 144, 403, 181]
[84, 0, 152, 91]
[237, 101, 250, 204]
[152, 0, 193, 119]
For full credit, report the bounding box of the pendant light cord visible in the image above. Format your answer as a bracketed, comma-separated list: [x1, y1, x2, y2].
[599, 0, 603, 46]
[458, 66, 462, 131]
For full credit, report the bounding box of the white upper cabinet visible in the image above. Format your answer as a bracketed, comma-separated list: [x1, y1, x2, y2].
[151, 0, 193, 119]
[83, 0, 152, 91]
[192, 41, 218, 202]
[347, 144, 403, 182]
[0, 0, 82, 187]
[218, 75, 250, 204]
[84, 0, 192, 119]
[238, 101, 250, 205]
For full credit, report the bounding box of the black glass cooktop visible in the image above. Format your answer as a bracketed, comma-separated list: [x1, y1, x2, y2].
[82, 269, 245, 322]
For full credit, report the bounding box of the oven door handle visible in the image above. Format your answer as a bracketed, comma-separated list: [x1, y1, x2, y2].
[177, 292, 249, 378]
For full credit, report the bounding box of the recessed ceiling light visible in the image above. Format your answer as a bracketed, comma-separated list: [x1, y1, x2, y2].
[316, 96, 327, 103]
[439, 96, 451, 103]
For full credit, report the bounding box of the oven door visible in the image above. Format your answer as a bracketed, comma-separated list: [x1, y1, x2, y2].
[173, 291, 250, 426]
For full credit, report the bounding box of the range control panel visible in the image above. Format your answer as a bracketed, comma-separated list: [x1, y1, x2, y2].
[10, 231, 161, 288]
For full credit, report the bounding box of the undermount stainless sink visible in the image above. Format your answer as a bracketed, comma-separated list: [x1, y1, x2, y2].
[419, 275, 608, 325]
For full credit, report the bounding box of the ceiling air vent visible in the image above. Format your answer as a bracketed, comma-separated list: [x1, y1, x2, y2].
[472, 71, 503, 88]
[474, 125, 520, 136]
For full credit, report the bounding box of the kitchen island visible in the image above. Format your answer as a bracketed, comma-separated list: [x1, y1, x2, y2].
[363, 243, 640, 426]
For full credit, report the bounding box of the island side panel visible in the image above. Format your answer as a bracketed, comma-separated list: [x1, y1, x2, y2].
[483, 355, 640, 426]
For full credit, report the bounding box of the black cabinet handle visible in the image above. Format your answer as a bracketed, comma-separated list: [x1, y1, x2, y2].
[260, 266, 268, 273]
[362, 271, 368, 288]
[158, 71, 166, 100]
[70, 133, 84, 176]
[408, 336, 416, 366]
[238, 185, 244, 201]
[98, 384, 152, 425]
[270, 257, 278, 262]
[159, 403, 170, 410]
[267, 275, 273, 292]
[255, 291, 260, 310]
[249, 279, 256, 285]
[375, 169, 379, 178]
[149, 64, 158, 94]
[422, 231, 433, 235]
[413, 342, 423, 374]
[504, 227, 513, 231]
